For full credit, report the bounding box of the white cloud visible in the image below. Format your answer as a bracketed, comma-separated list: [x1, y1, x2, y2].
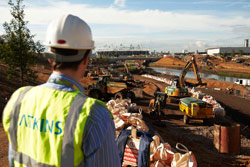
[193, 0, 250, 8]
[114, 0, 126, 8]
[0, 0, 250, 51]
[192, 1, 227, 5]
[195, 41, 208, 48]
[243, 4, 250, 8]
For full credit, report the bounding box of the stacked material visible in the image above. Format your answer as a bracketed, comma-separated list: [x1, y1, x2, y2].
[107, 99, 197, 167]
[202, 95, 225, 117]
[142, 74, 172, 85]
[150, 136, 174, 166]
[190, 88, 226, 117]
[189, 88, 205, 100]
[106, 99, 149, 137]
[150, 136, 197, 167]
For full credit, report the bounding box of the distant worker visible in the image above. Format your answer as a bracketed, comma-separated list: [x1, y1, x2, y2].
[3, 14, 120, 167]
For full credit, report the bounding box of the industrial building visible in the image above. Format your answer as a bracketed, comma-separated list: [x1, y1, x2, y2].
[96, 45, 150, 57]
[206, 39, 250, 56]
[96, 49, 150, 57]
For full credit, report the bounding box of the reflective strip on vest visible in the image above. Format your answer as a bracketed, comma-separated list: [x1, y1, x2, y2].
[61, 93, 87, 167]
[9, 87, 88, 167]
[14, 151, 55, 167]
[9, 86, 32, 151]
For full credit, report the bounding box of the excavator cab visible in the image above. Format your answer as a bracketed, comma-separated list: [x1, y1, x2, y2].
[165, 78, 188, 98]
[170, 78, 181, 88]
[165, 55, 206, 100]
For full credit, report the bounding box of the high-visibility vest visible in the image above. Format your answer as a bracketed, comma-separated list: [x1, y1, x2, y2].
[3, 86, 111, 167]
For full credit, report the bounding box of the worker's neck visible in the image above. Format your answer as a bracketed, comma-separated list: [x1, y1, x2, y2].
[54, 69, 82, 82]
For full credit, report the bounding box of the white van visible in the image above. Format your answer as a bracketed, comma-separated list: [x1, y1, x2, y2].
[234, 79, 250, 86]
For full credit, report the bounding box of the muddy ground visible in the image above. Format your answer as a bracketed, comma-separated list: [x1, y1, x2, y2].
[0, 64, 250, 167]
[133, 75, 250, 167]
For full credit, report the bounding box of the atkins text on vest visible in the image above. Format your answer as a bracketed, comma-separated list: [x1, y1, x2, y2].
[19, 114, 62, 135]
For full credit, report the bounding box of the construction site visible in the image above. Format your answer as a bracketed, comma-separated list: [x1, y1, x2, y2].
[0, 53, 250, 167]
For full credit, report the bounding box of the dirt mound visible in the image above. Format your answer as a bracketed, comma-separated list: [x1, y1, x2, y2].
[151, 56, 187, 67]
[143, 82, 158, 96]
[216, 62, 250, 74]
[186, 78, 246, 91]
[153, 55, 250, 75]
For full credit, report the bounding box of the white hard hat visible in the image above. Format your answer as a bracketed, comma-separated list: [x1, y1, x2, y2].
[45, 14, 94, 50]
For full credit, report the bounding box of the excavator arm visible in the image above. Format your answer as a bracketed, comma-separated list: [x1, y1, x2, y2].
[179, 58, 193, 88]
[179, 55, 205, 88]
[124, 63, 130, 74]
[191, 56, 203, 86]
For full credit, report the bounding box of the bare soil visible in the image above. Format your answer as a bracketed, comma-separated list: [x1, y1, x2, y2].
[0, 63, 250, 167]
[152, 55, 250, 75]
[133, 75, 250, 167]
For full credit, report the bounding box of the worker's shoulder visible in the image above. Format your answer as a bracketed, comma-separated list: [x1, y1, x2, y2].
[11, 86, 33, 97]
[85, 97, 113, 118]
[85, 96, 106, 107]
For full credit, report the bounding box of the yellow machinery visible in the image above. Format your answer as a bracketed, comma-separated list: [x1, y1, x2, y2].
[179, 97, 214, 124]
[179, 55, 204, 88]
[165, 55, 206, 98]
[123, 63, 133, 81]
[148, 91, 168, 117]
[87, 76, 136, 102]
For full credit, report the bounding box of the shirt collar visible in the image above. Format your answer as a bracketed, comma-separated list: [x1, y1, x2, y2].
[47, 72, 85, 93]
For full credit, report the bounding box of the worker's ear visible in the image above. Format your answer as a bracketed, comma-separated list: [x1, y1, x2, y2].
[48, 58, 52, 64]
[82, 52, 90, 65]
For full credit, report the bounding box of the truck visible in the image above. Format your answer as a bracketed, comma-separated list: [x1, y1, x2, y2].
[179, 97, 214, 124]
[234, 79, 250, 86]
[86, 76, 139, 102]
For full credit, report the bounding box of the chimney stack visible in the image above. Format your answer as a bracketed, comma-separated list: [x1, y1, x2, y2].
[244, 39, 249, 47]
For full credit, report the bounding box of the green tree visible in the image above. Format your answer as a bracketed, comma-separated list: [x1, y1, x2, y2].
[0, 36, 5, 60]
[220, 52, 225, 59]
[239, 50, 244, 56]
[231, 49, 235, 57]
[0, 0, 44, 85]
[0, 36, 4, 44]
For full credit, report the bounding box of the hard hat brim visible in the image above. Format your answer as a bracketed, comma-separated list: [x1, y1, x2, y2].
[44, 49, 89, 62]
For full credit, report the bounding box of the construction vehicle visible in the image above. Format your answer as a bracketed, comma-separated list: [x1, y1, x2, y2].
[179, 97, 214, 124]
[234, 79, 250, 86]
[165, 55, 206, 100]
[179, 55, 206, 88]
[86, 70, 99, 80]
[86, 76, 137, 102]
[123, 63, 133, 81]
[148, 91, 168, 117]
[86, 67, 102, 80]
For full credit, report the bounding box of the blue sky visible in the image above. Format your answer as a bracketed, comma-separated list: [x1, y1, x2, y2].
[1, 0, 250, 52]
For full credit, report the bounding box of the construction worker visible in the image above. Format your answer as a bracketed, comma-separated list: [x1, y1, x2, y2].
[3, 14, 120, 167]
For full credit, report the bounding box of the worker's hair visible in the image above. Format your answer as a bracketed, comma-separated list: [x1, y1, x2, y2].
[50, 48, 90, 71]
